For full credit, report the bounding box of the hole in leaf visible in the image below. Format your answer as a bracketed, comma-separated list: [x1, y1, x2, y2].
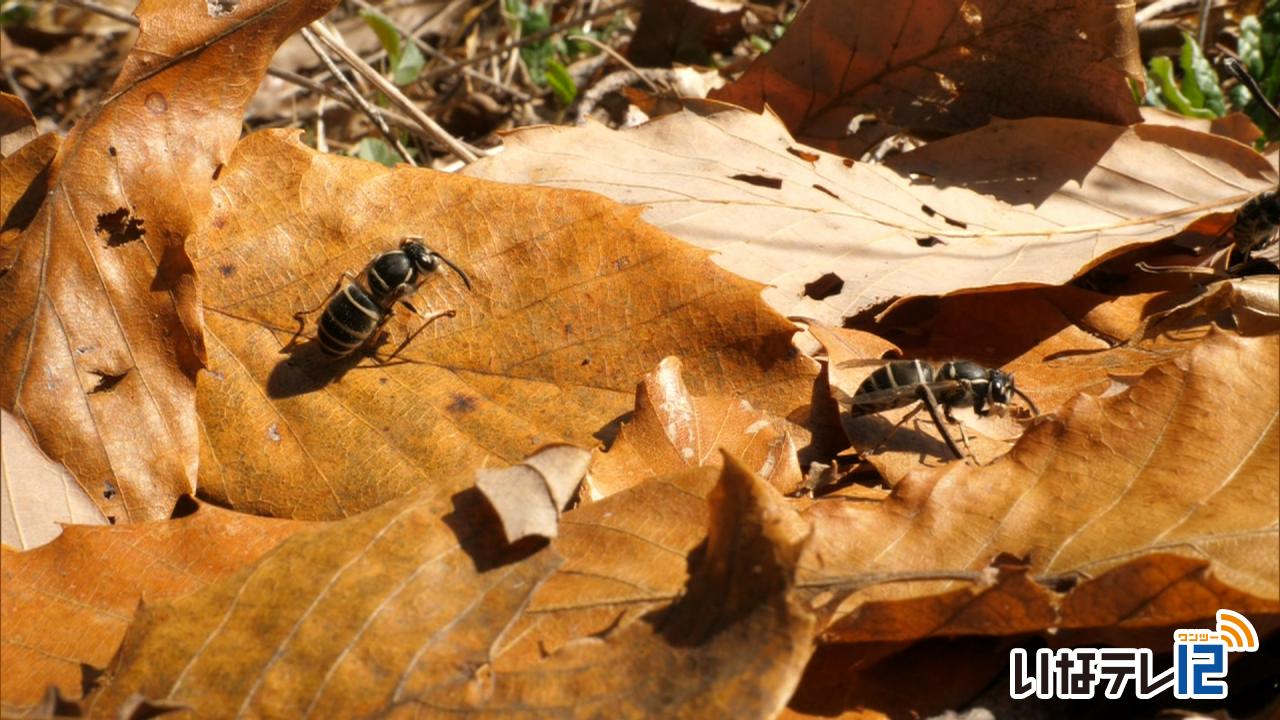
[787, 147, 819, 162]
[90, 368, 129, 393]
[803, 272, 844, 300]
[206, 0, 238, 16]
[103, 482, 116, 500]
[916, 236, 945, 247]
[730, 173, 782, 189]
[920, 204, 967, 228]
[95, 209, 145, 247]
[812, 184, 839, 200]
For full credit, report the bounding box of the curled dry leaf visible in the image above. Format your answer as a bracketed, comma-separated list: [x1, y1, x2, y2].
[1, 131, 60, 271]
[194, 130, 815, 520]
[0, 502, 304, 713]
[590, 356, 802, 498]
[476, 443, 592, 542]
[801, 330, 1279, 639]
[466, 106, 1275, 325]
[0, 0, 338, 521]
[1, 409, 106, 551]
[1137, 275, 1280, 339]
[87, 457, 814, 719]
[711, 0, 1142, 153]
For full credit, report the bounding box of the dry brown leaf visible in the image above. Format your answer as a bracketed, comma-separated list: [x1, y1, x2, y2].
[476, 443, 592, 542]
[0, 0, 337, 522]
[711, 0, 1142, 153]
[193, 129, 815, 520]
[1, 408, 106, 551]
[801, 330, 1279, 638]
[0, 502, 304, 713]
[466, 106, 1276, 325]
[87, 458, 814, 718]
[590, 356, 802, 498]
[0, 132, 59, 238]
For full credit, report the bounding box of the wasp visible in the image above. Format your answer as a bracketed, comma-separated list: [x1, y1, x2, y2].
[1230, 189, 1279, 263]
[294, 237, 472, 359]
[848, 359, 1038, 461]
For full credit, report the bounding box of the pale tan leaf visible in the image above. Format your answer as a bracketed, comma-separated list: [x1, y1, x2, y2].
[466, 107, 1276, 324]
[1, 409, 106, 551]
[476, 444, 591, 542]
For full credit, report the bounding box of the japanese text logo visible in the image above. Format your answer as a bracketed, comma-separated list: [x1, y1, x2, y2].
[1010, 609, 1259, 700]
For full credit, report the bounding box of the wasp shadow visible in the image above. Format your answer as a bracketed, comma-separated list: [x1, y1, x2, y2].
[849, 413, 956, 463]
[266, 336, 369, 398]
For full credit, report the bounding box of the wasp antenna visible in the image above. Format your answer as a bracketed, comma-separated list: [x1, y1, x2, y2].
[434, 252, 473, 290]
[1224, 57, 1280, 127]
[1013, 387, 1040, 417]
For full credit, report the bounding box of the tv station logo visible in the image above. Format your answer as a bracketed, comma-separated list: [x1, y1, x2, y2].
[1010, 609, 1260, 701]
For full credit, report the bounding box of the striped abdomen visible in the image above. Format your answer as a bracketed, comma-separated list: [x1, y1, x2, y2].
[318, 284, 382, 356]
[851, 360, 934, 415]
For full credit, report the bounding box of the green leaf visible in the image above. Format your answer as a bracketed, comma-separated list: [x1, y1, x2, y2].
[1239, 16, 1262, 75]
[546, 58, 577, 105]
[1177, 32, 1225, 116]
[393, 40, 425, 85]
[1148, 56, 1216, 119]
[362, 10, 403, 67]
[351, 137, 401, 167]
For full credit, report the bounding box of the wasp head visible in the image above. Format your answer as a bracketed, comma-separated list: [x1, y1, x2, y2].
[400, 237, 473, 290]
[987, 369, 1015, 406]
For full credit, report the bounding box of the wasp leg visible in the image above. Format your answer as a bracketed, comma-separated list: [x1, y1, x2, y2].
[380, 304, 457, 362]
[915, 384, 965, 460]
[286, 271, 359, 351]
[857, 403, 924, 460]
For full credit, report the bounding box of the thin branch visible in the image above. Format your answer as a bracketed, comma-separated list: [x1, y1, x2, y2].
[345, 0, 532, 101]
[1196, 0, 1213, 49]
[300, 26, 416, 166]
[308, 20, 479, 163]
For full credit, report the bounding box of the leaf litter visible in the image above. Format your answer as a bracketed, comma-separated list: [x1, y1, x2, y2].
[1, 0, 1278, 717]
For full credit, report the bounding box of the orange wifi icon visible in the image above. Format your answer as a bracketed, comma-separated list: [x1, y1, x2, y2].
[1216, 610, 1259, 652]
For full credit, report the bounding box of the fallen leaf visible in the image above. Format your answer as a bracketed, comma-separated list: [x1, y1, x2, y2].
[466, 106, 1276, 325]
[476, 443, 592, 542]
[1, 408, 106, 551]
[193, 129, 816, 520]
[86, 457, 814, 719]
[0, 132, 59, 237]
[589, 356, 802, 498]
[711, 0, 1142, 153]
[0, 502, 304, 712]
[801, 330, 1280, 638]
[0, 91, 38, 157]
[0, 0, 337, 521]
